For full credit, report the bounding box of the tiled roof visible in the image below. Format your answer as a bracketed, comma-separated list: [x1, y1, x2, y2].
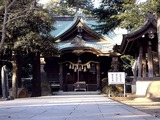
[120, 14, 157, 54]
[52, 13, 117, 55]
[51, 16, 118, 41]
[56, 41, 114, 54]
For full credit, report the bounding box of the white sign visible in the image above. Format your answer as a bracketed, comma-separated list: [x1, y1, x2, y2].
[108, 72, 125, 85]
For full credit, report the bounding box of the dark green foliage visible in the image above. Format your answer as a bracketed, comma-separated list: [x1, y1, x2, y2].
[3, 9, 57, 57]
[120, 55, 134, 76]
[46, 0, 94, 16]
[92, 0, 146, 33]
[0, 0, 58, 57]
[92, 0, 153, 33]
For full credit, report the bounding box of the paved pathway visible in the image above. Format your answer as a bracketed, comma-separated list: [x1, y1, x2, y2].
[0, 95, 159, 120]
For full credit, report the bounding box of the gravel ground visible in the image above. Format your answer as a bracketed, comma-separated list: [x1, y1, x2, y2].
[111, 97, 160, 119]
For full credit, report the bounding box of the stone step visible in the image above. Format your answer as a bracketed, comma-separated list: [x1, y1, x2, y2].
[52, 91, 101, 95]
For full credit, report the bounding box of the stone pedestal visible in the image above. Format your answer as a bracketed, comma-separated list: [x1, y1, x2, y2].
[136, 79, 160, 97]
[131, 85, 136, 93]
[146, 81, 160, 97]
[40, 58, 51, 96]
[136, 81, 151, 96]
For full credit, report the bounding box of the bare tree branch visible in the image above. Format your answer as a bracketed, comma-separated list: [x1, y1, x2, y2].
[0, 0, 37, 51]
[5, 14, 30, 25]
[7, 0, 16, 9]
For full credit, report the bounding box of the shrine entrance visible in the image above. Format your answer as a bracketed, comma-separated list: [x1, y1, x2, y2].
[62, 60, 99, 91]
[58, 52, 110, 91]
[46, 52, 112, 92]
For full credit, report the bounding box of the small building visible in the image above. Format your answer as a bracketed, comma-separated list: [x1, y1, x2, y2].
[120, 14, 160, 97]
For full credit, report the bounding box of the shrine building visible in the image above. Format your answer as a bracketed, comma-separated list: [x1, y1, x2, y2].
[120, 14, 160, 97]
[41, 13, 121, 94]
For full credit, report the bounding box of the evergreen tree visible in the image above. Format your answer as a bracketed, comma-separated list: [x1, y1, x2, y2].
[45, 0, 94, 16]
[92, 0, 146, 34]
[9, 5, 58, 98]
[0, 0, 37, 51]
[0, 0, 58, 98]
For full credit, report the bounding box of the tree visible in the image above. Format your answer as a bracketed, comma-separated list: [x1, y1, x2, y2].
[92, 0, 147, 34]
[0, 0, 36, 51]
[120, 55, 134, 76]
[0, 0, 37, 99]
[9, 6, 58, 98]
[45, 0, 94, 16]
[1, 0, 58, 98]
[93, 0, 160, 76]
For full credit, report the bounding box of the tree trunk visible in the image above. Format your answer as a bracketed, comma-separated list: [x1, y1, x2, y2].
[12, 51, 18, 98]
[0, 5, 8, 50]
[157, 16, 160, 76]
[17, 52, 22, 88]
[31, 52, 41, 97]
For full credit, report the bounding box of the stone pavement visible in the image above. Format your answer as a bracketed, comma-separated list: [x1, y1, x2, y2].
[0, 95, 159, 120]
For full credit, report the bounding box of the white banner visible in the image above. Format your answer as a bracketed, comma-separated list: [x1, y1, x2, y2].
[108, 72, 125, 85]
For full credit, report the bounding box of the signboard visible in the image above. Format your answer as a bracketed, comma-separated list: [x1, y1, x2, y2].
[108, 72, 125, 85]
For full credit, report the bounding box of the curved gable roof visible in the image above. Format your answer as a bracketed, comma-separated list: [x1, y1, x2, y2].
[53, 13, 116, 56]
[120, 14, 157, 54]
[54, 14, 113, 43]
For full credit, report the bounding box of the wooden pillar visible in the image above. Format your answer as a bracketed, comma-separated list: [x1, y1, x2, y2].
[142, 51, 147, 77]
[59, 63, 63, 91]
[147, 41, 154, 77]
[138, 45, 143, 78]
[96, 63, 100, 90]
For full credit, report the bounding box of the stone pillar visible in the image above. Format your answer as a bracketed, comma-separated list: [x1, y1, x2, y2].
[132, 53, 138, 84]
[40, 58, 51, 96]
[96, 63, 100, 90]
[1, 65, 9, 99]
[147, 41, 154, 77]
[59, 63, 63, 91]
[138, 45, 143, 78]
[111, 56, 120, 72]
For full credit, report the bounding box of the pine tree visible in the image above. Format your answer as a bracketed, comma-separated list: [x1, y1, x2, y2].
[92, 0, 146, 33]
[45, 0, 94, 16]
[0, 0, 58, 98]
